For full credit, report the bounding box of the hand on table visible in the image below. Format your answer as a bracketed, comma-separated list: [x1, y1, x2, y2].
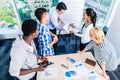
[103, 72, 110, 80]
[37, 65, 46, 71]
[77, 50, 84, 54]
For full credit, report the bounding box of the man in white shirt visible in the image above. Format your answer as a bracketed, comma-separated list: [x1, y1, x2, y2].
[47, 2, 67, 34]
[48, 2, 67, 34]
[47, 2, 67, 53]
[9, 19, 46, 80]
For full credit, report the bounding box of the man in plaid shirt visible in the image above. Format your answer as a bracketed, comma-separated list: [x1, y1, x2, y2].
[35, 8, 58, 57]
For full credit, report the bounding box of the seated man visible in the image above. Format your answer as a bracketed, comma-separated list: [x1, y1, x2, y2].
[9, 19, 46, 80]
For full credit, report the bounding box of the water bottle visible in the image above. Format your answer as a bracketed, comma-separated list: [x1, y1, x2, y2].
[67, 57, 76, 63]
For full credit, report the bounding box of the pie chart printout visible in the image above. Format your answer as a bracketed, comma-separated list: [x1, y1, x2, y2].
[65, 71, 77, 77]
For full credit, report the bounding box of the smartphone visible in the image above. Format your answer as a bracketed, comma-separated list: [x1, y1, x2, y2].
[44, 61, 54, 67]
[85, 58, 96, 67]
[38, 61, 54, 67]
[37, 60, 48, 65]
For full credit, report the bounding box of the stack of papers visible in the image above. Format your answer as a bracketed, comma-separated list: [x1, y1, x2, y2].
[63, 23, 80, 33]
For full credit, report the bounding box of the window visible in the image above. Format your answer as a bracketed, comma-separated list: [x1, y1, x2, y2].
[15, 0, 53, 22]
[0, 0, 20, 29]
[15, 0, 31, 22]
[14, 0, 60, 22]
[0, 0, 119, 39]
[84, 0, 115, 28]
[0, 0, 20, 39]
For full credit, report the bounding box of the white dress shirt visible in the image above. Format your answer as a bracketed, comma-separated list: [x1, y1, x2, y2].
[81, 23, 93, 43]
[9, 36, 39, 80]
[47, 7, 62, 30]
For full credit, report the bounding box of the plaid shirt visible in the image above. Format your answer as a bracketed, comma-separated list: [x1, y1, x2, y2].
[38, 23, 54, 57]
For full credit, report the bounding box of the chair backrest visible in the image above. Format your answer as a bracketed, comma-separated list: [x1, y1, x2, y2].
[102, 26, 109, 35]
[33, 38, 41, 56]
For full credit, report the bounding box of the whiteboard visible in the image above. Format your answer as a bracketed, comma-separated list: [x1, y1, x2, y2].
[59, 0, 85, 28]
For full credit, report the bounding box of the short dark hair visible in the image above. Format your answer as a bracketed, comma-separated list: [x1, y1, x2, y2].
[35, 8, 47, 21]
[56, 2, 67, 11]
[22, 19, 37, 36]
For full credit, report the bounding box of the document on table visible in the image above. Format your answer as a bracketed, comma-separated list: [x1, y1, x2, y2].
[40, 68, 58, 79]
[87, 70, 98, 80]
[63, 62, 87, 80]
[62, 23, 70, 33]
[63, 62, 98, 80]
[63, 23, 80, 33]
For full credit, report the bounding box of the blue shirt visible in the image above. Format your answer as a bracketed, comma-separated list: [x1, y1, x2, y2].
[86, 38, 117, 71]
[38, 23, 54, 57]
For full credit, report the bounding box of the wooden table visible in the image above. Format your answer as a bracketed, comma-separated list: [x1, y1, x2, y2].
[37, 52, 106, 80]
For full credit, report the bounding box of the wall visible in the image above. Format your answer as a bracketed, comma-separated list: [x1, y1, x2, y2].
[59, 0, 85, 28]
[106, 2, 120, 58]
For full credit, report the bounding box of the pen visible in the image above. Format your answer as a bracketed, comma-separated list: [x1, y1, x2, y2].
[61, 64, 69, 69]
